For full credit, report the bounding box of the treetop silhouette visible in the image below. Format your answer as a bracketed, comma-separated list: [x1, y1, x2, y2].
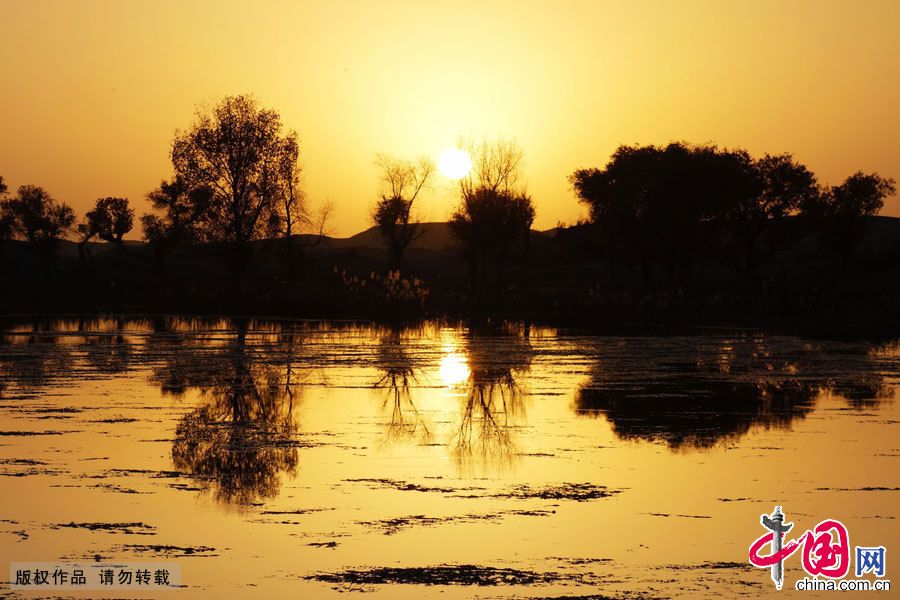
[170, 94, 298, 269]
[371, 153, 434, 269]
[1, 184, 75, 250]
[449, 139, 535, 279]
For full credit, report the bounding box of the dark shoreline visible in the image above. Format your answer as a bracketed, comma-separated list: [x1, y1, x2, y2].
[1, 296, 897, 343]
[3, 215, 899, 343]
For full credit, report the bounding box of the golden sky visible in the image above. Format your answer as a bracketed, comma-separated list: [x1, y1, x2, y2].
[1, 0, 898, 236]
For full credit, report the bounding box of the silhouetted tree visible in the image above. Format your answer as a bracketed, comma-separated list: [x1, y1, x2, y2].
[2, 185, 75, 256]
[0, 177, 13, 242]
[0, 179, 13, 274]
[816, 172, 895, 218]
[269, 133, 303, 275]
[802, 171, 896, 261]
[726, 153, 819, 271]
[0, 216, 10, 246]
[76, 198, 134, 259]
[371, 154, 434, 269]
[450, 139, 535, 277]
[140, 177, 213, 270]
[574, 145, 898, 279]
[171, 94, 293, 271]
[265, 134, 332, 278]
[74, 217, 97, 262]
[450, 188, 535, 277]
[84, 197, 134, 260]
[755, 154, 820, 217]
[573, 143, 759, 284]
[459, 137, 524, 197]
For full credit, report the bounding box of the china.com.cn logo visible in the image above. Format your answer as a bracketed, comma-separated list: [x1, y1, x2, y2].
[748, 506, 889, 591]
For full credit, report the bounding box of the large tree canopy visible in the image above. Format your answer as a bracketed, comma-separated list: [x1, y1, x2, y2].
[572, 143, 895, 276]
[813, 172, 896, 218]
[140, 176, 214, 268]
[2, 185, 75, 246]
[753, 153, 820, 220]
[572, 143, 761, 230]
[450, 139, 535, 277]
[171, 94, 295, 266]
[571, 143, 762, 275]
[85, 197, 134, 245]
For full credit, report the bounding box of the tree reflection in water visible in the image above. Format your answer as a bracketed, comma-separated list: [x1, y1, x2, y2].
[575, 336, 895, 450]
[3, 318, 894, 490]
[450, 325, 533, 473]
[0, 319, 75, 401]
[148, 319, 303, 506]
[79, 316, 135, 375]
[373, 328, 432, 446]
[369, 324, 534, 473]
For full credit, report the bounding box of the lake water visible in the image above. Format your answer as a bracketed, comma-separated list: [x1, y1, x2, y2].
[1, 317, 897, 598]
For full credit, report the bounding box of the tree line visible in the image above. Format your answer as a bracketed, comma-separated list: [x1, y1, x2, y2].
[570, 143, 895, 283]
[1, 95, 895, 285]
[0, 95, 537, 279]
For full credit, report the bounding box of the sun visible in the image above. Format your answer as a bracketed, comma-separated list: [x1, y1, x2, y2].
[438, 148, 473, 180]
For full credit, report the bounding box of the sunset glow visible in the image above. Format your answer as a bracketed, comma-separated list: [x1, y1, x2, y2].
[1, 2, 899, 594]
[0, 0, 897, 236]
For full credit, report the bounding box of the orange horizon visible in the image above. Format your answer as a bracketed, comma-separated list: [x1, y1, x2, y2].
[1, 0, 898, 236]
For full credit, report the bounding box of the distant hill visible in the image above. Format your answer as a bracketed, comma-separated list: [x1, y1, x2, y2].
[32, 222, 559, 265]
[309, 222, 556, 252]
[23, 216, 899, 268]
[325, 222, 459, 251]
[26, 223, 558, 269]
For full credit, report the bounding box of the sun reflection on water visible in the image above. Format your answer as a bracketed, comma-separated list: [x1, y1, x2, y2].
[439, 352, 470, 387]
